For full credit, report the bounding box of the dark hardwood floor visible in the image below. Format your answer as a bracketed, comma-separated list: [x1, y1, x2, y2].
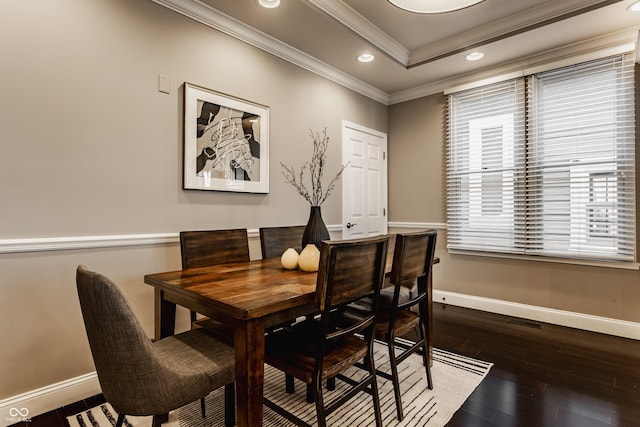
[10, 303, 640, 426]
[436, 304, 640, 427]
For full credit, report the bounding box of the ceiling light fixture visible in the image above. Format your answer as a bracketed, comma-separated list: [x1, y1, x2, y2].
[466, 51, 484, 61]
[258, 0, 280, 8]
[358, 53, 375, 63]
[388, 0, 485, 14]
[627, 0, 640, 12]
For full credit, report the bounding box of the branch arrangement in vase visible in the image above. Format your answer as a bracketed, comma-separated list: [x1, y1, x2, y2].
[281, 128, 348, 206]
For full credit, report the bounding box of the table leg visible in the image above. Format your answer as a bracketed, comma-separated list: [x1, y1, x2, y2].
[234, 318, 266, 427]
[154, 289, 176, 340]
[427, 269, 433, 367]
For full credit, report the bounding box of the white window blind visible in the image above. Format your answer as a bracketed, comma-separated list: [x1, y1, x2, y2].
[447, 54, 635, 262]
[447, 79, 526, 254]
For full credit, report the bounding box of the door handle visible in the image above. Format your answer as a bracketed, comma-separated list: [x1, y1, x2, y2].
[346, 222, 357, 229]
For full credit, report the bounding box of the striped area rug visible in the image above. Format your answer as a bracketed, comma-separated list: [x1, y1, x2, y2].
[68, 342, 492, 427]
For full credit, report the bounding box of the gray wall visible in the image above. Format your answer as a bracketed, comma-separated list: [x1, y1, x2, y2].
[0, 0, 386, 401]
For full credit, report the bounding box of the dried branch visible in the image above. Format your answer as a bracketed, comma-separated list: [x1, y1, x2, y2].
[281, 128, 348, 206]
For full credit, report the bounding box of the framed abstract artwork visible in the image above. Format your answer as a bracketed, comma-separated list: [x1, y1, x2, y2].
[183, 83, 269, 193]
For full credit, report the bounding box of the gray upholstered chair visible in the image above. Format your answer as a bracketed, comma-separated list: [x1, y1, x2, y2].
[76, 266, 236, 427]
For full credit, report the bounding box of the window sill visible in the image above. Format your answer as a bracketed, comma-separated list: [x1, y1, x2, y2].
[447, 248, 640, 270]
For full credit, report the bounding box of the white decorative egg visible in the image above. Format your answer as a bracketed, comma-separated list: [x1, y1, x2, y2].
[298, 244, 320, 272]
[280, 248, 300, 270]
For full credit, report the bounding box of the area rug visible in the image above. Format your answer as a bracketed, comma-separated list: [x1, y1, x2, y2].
[68, 342, 491, 427]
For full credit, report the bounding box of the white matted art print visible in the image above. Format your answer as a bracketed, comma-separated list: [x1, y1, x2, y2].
[183, 83, 269, 193]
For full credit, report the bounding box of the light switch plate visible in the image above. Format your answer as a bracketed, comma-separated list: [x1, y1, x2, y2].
[158, 74, 170, 94]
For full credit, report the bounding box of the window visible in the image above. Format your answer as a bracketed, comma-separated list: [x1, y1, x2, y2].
[447, 54, 635, 262]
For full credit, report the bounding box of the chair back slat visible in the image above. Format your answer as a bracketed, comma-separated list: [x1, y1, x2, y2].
[390, 230, 437, 287]
[180, 229, 250, 269]
[259, 225, 305, 259]
[315, 236, 389, 313]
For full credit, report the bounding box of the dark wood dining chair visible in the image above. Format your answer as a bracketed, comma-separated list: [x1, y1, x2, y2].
[180, 228, 250, 326]
[76, 266, 236, 427]
[258, 225, 307, 393]
[346, 230, 437, 421]
[259, 225, 305, 259]
[179, 227, 249, 417]
[263, 235, 389, 427]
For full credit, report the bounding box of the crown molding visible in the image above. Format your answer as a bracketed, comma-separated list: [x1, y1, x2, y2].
[306, 0, 409, 65]
[151, 0, 390, 104]
[389, 28, 638, 104]
[408, 0, 622, 67]
[307, 0, 622, 70]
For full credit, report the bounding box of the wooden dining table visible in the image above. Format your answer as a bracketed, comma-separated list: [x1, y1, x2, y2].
[144, 250, 438, 427]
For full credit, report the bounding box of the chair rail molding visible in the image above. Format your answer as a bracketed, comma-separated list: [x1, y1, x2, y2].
[0, 233, 179, 254]
[388, 221, 447, 230]
[0, 226, 344, 254]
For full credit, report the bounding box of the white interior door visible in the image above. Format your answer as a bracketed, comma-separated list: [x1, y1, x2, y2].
[342, 121, 388, 239]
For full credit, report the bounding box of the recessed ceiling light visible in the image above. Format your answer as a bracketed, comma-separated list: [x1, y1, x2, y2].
[258, 0, 280, 8]
[627, 0, 640, 12]
[388, 0, 485, 14]
[358, 53, 375, 63]
[466, 52, 485, 61]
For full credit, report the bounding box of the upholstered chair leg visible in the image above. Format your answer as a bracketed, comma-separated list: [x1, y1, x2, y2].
[200, 397, 206, 418]
[115, 414, 125, 427]
[327, 377, 336, 390]
[224, 383, 236, 427]
[151, 414, 164, 427]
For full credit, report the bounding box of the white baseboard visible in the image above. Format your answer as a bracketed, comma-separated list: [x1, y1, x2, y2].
[0, 372, 100, 426]
[434, 290, 640, 340]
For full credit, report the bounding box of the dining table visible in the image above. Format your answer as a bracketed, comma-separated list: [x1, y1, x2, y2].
[144, 245, 439, 427]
